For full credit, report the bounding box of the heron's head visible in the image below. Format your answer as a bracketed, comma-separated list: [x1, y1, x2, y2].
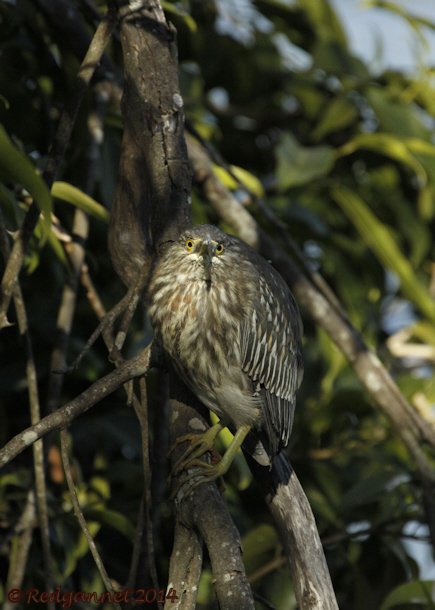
[167, 225, 235, 282]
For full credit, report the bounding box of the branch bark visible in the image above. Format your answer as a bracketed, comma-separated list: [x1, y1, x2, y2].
[3, 491, 36, 610]
[109, 0, 191, 285]
[170, 401, 255, 610]
[247, 453, 338, 610]
[165, 521, 203, 610]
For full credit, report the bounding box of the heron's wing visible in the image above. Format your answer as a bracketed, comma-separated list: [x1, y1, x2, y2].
[240, 265, 303, 456]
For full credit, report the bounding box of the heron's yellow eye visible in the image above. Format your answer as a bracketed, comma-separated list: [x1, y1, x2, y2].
[185, 239, 194, 252]
[216, 243, 224, 255]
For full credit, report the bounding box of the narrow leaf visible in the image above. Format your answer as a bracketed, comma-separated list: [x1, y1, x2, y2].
[331, 185, 435, 324]
[52, 181, 109, 222]
[212, 164, 264, 197]
[338, 133, 427, 184]
[313, 97, 358, 140]
[84, 507, 135, 541]
[0, 124, 51, 232]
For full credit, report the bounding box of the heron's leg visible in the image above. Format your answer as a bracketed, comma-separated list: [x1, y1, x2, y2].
[171, 421, 224, 474]
[173, 424, 252, 495]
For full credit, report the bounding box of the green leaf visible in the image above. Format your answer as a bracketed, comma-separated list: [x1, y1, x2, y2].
[84, 508, 135, 541]
[341, 471, 403, 509]
[0, 184, 23, 228]
[51, 181, 109, 222]
[46, 230, 69, 267]
[313, 96, 358, 141]
[338, 133, 427, 184]
[242, 524, 279, 574]
[412, 321, 435, 347]
[367, 87, 430, 139]
[162, 2, 197, 32]
[302, 0, 348, 47]
[212, 164, 264, 198]
[311, 41, 369, 77]
[276, 133, 335, 189]
[291, 83, 326, 120]
[331, 185, 435, 324]
[380, 580, 435, 610]
[0, 125, 51, 233]
[62, 522, 101, 579]
[0, 470, 31, 489]
[33, 217, 69, 269]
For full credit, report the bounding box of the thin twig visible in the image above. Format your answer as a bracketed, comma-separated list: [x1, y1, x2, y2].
[126, 491, 146, 592]
[248, 555, 287, 585]
[151, 373, 170, 547]
[0, 219, 55, 607]
[47, 89, 109, 414]
[114, 267, 150, 352]
[47, 208, 90, 411]
[4, 491, 37, 610]
[81, 262, 107, 320]
[0, 12, 116, 329]
[128, 376, 161, 606]
[141, 377, 161, 600]
[60, 430, 122, 609]
[65, 282, 140, 371]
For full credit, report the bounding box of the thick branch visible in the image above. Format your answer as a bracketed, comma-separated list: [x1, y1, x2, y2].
[109, 0, 191, 286]
[170, 401, 255, 610]
[247, 453, 338, 610]
[165, 521, 203, 610]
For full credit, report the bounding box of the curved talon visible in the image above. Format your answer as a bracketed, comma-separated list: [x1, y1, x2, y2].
[170, 422, 223, 474]
[170, 424, 252, 498]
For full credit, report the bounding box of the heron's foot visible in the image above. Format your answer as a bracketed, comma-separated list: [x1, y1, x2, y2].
[171, 424, 251, 498]
[171, 422, 223, 475]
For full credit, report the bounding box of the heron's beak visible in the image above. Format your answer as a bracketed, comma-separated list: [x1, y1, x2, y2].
[199, 239, 216, 280]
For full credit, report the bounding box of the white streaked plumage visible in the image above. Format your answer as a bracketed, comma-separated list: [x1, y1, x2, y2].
[148, 225, 303, 463]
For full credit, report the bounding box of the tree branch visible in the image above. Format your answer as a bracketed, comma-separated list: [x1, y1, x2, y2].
[3, 491, 36, 610]
[109, 0, 191, 286]
[60, 430, 122, 609]
[247, 453, 338, 610]
[170, 401, 255, 610]
[0, 346, 151, 468]
[165, 520, 203, 610]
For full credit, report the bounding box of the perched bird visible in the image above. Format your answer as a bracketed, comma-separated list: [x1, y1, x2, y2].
[148, 224, 303, 481]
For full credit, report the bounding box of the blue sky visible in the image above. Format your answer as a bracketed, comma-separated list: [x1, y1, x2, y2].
[331, 0, 435, 72]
